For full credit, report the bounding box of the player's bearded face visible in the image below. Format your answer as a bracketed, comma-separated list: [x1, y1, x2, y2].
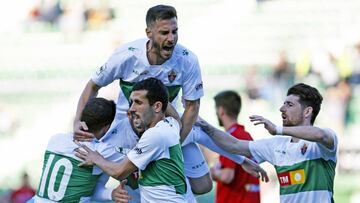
[279, 95, 305, 126]
[148, 18, 178, 62]
[129, 90, 156, 136]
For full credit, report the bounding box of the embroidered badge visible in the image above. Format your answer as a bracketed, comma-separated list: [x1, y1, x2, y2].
[301, 143, 308, 155]
[168, 69, 177, 83]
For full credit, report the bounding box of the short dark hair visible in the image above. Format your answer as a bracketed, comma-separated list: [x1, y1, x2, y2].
[81, 98, 116, 133]
[146, 5, 177, 27]
[132, 78, 169, 112]
[287, 83, 323, 125]
[214, 90, 242, 119]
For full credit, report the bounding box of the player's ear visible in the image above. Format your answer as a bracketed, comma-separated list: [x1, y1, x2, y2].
[153, 101, 162, 113]
[146, 27, 152, 39]
[303, 106, 313, 119]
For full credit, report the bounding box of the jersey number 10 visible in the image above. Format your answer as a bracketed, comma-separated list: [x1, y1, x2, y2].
[38, 154, 73, 201]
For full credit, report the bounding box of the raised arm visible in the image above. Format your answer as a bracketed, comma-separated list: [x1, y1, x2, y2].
[180, 99, 200, 143]
[249, 115, 335, 149]
[196, 118, 252, 157]
[75, 145, 137, 180]
[73, 80, 100, 140]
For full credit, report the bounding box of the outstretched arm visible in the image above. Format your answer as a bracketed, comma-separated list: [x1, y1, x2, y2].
[195, 118, 252, 157]
[75, 145, 137, 180]
[73, 80, 101, 141]
[249, 115, 335, 149]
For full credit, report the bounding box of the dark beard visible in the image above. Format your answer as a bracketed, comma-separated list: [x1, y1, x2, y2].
[217, 117, 223, 127]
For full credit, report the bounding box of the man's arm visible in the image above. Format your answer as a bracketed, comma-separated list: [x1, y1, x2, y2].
[180, 99, 200, 143]
[196, 118, 252, 157]
[249, 115, 335, 149]
[75, 145, 137, 180]
[73, 80, 101, 140]
[211, 167, 235, 184]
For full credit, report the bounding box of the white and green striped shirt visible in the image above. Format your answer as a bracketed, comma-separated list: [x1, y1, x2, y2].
[249, 128, 337, 203]
[34, 133, 124, 203]
[127, 117, 187, 203]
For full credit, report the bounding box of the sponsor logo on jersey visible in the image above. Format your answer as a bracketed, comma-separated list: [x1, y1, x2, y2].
[191, 160, 205, 169]
[134, 147, 142, 154]
[132, 69, 149, 76]
[195, 82, 203, 91]
[182, 49, 189, 56]
[301, 143, 308, 155]
[275, 149, 286, 155]
[128, 47, 136, 51]
[96, 65, 107, 75]
[277, 169, 305, 186]
[168, 69, 177, 83]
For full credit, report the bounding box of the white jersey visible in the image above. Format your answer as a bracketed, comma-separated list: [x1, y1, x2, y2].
[92, 38, 205, 202]
[33, 133, 124, 203]
[249, 128, 338, 203]
[92, 38, 204, 120]
[127, 117, 187, 203]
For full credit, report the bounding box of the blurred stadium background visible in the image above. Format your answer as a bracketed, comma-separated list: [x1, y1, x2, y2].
[1, 0, 360, 202]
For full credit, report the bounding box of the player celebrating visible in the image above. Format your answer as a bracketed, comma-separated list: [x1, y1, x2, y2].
[30, 98, 130, 203]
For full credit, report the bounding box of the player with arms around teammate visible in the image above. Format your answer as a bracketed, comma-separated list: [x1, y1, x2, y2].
[76, 78, 187, 203]
[73, 4, 212, 196]
[197, 83, 338, 203]
[30, 98, 130, 203]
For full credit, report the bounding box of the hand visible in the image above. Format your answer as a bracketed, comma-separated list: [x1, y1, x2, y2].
[73, 121, 95, 142]
[194, 117, 214, 135]
[241, 158, 269, 182]
[249, 115, 277, 135]
[112, 179, 131, 203]
[74, 142, 103, 166]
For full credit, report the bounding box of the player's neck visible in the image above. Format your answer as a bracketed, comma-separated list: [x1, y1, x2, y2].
[222, 117, 238, 131]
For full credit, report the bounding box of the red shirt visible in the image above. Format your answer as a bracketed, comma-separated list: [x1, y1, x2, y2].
[10, 186, 35, 203]
[215, 123, 260, 203]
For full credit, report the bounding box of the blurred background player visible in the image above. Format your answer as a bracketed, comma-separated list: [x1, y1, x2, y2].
[210, 91, 260, 203]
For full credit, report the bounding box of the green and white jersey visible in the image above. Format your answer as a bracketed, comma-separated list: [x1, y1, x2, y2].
[92, 38, 204, 120]
[127, 117, 187, 203]
[249, 128, 338, 203]
[34, 133, 124, 203]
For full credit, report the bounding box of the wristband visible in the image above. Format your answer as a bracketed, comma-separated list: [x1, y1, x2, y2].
[276, 125, 283, 135]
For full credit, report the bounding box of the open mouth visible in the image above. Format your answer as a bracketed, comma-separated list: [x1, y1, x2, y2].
[281, 114, 287, 120]
[162, 45, 174, 53]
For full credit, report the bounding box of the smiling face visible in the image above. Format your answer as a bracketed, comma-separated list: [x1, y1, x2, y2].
[279, 94, 306, 126]
[146, 17, 178, 64]
[128, 90, 156, 135]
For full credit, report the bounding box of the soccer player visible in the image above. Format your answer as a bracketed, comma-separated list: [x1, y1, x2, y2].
[75, 78, 187, 203]
[197, 83, 338, 203]
[211, 91, 260, 203]
[72, 4, 242, 201]
[30, 98, 130, 203]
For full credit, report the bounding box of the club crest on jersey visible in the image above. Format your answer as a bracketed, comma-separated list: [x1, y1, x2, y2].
[301, 143, 308, 155]
[168, 69, 177, 83]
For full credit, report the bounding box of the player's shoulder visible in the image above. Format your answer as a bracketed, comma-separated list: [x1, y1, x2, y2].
[173, 43, 198, 62]
[110, 39, 146, 60]
[46, 133, 77, 154]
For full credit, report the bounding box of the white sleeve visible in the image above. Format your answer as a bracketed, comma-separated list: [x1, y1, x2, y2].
[249, 137, 277, 164]
[181, 55, 204, 101]
[182, 143, 209, 178]
[315, 128, 338, 160]
[91, 173, 113, 201]
[192, 126, 245, 164]
[127, 129, 164, 170]
[96, 142, 125, 163]
[91, 50, 128, 87]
